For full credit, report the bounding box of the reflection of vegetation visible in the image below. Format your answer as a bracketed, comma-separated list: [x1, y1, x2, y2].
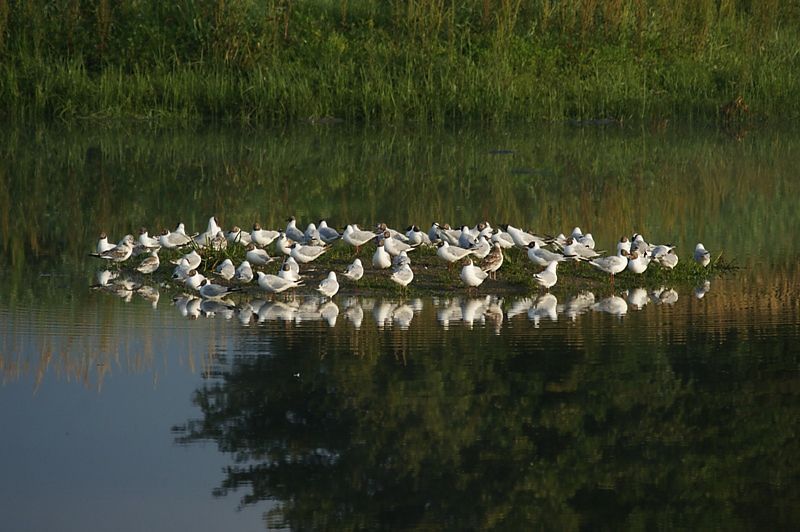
[2, 124, 799, 278]
[176, 314, 799, 529]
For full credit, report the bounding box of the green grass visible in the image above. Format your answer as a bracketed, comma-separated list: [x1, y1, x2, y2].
[2, 1, 800, 124]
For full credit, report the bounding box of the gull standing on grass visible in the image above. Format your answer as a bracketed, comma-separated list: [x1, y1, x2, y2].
[437, 241, 474, 266]
[318, 220, 341, 244]
[171, 249, 201, 271]
[135, 250, 160, 275]
[317, 271, 340, 299]
[343, 258, 364, 281]
[343, 224, 379, 252]
[290, 242, 328, 264]
[159, 228, 192, 249]
[527, 241, 565, 267]
[256, 272, 304, 294]
[372, 238, 393, 269]
[390, 263, 414, 289]
[215, 259, 235, 281]
[251, 223, 279, 247]
[460, 259, 488, 289]
[589, 250, 628, 283]
[481, 242, 504, 279]
[96, 232, 115, 254]
[533, 260, 559, 290]
[279, 256, 301, 281]
[285, 216, 307, 243]
[91, 235, 135, 264]
[245, 243, 274, 266]
[234, 260, 254, 284]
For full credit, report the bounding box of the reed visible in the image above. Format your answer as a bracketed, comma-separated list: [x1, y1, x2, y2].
[1, 0, 799, 123]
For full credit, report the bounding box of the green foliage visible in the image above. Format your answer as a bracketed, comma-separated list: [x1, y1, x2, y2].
[1, 0, 800, 123]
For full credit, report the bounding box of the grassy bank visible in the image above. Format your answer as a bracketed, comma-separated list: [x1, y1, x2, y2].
[1, 1, 799, 124]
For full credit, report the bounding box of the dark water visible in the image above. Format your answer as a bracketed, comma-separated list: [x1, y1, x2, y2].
[1, 124, 799, 530]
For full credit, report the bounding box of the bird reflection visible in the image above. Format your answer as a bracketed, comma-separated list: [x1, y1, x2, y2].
[694, 280, 711, 299]
[344, 302, 364, 329]
[560, 291, 595, 321]
[623, 288, 649, 310]
[392, 305, 414, 330]
[319, 301, 340, 327]
[592, 295, 628, 316]
[97, 280, 704, 331]
[373, 301, 397, 329]
[136, 285, 160, 309]
[506, 297, 534, 320]
[200, 298, 235, 319]
[650, 287, 679, 305]
[528, 293, 558, 327]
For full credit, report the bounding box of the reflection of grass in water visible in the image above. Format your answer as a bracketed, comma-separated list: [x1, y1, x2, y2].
[1, 124, 798, 276]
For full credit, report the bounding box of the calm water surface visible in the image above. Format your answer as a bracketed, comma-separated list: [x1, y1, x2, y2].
[1, 124, 798, 530]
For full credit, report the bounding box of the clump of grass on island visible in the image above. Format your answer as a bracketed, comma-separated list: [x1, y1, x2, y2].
[2, 1, 799, 124]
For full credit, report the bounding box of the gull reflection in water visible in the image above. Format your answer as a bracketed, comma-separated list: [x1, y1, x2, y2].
[650, 287, 679, 305]
[592, 295, 628, 316]
[319, 301, 340, 327]
[373, 301, 397, 329]
[437, 298, 462, 330]
[560, 291, 595, 321]
[461, 296, 491, 329]
[136, 285, 160, 309]
[528, 293, 558, 327]
[258, 300, 297, 323]
[694, 280, 711, 299]
[343, 299, 365, 329]
[506, 297, 534, 320]
[200, 298, 235, 319]
[392, 304, 414, 330]
[623, 288, 649, 310]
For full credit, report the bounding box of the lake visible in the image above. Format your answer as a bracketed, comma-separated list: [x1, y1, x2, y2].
[1, 123, 798, 530]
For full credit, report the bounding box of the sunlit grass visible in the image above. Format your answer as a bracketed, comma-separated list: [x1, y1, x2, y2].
[1, 1, 799, 123]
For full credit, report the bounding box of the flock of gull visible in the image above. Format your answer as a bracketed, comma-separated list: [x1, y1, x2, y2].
[90, 216, 714, 324]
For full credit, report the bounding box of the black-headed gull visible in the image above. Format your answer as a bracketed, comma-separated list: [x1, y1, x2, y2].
[290, 242, 327, 264]
[285, 216, 306, 243]
[256, 272, 303, 294]
[96, 232, 115, 254]
[589, 252, 628, 282]
[436, 241, 474, 265]
[372, 238, 392, 269]
[251, 223, 279, 247]
[527, 241, 564, 267]
[343, 224, 378, 251]
[245, 243, 274, 266]
[460, 259, 488, 289]
[626, 251, 650, 274]
[199, 279, 242, 300]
